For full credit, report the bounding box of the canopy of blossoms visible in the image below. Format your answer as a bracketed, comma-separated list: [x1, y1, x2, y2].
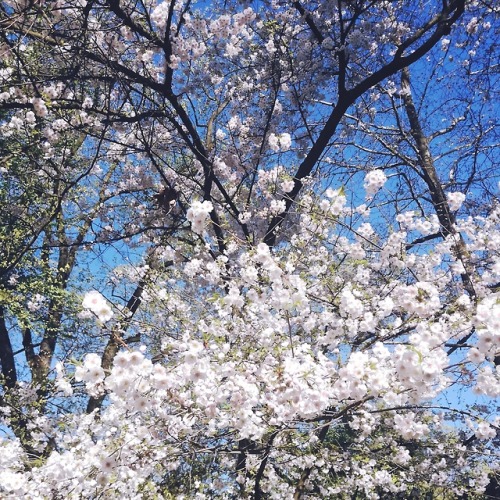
[0, 0, 498, 498]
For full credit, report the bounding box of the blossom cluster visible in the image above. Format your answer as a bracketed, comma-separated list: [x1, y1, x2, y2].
[363, 169, 387, 198]
[186, 200, 214, 234]
[82, 290, 114, 323]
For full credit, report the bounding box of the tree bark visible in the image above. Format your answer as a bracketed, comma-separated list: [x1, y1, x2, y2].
[400, 68, 477, 299]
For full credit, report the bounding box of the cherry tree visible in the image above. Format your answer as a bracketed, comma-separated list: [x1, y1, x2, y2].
[0, 0, 499, 498]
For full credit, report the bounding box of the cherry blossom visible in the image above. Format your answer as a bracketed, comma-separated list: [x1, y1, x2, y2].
[82, 291, 114, 323]
[0, 0, 498, 497]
